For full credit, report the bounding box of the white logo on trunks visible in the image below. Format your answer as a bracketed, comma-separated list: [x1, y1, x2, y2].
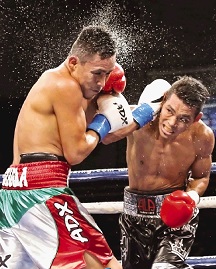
[169, 239, 187, 260]
[120, 232, 128, 263]
[0, 254, 11, 267]
[54, 201, 88, 243]
[2, 167, 28, 187]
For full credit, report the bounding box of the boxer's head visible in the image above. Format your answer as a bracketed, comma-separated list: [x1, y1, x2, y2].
[164, 76, 209, 117]
[69, 25, 117, 62]
[67, 25, 117, 99]
[158, 76, 209, 139]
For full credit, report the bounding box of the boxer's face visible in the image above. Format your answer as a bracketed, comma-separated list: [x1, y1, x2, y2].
[75, 53, 116, 99]
[158, 93, 198, 139]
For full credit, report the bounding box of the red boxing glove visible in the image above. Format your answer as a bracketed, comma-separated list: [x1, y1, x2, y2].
[102, 63, 126, 94]
[160, 190, 199, 228]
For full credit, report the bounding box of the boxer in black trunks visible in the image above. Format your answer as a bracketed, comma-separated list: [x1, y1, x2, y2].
[103, 76, 215, 269]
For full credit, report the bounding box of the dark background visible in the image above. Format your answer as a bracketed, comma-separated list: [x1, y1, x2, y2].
[1, 0, 216, 261]
[1, 0, 216, 172]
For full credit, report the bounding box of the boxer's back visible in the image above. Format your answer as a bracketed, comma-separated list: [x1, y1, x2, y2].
[13, 68, 67, 164]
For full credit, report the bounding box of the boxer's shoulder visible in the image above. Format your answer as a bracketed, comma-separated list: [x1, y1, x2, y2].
[190, 119, 214, 142]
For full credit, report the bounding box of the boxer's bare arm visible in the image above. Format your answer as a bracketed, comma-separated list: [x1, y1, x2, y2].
[52, 77, 99, 165]
[102, 79, 171, 145]
[13, 70, 100, 166]
[186, 125, 215, 196]
[102, 121, 138, 144]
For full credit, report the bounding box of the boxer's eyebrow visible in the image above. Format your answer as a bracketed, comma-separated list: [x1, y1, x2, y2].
[167, 105, 192, 120]
[91, 69, 111, 75]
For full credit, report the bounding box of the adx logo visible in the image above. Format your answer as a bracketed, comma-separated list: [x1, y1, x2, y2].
[0, 255, 11, 268]
[54, 201, 88, 243]
[113, 102, 129, 126]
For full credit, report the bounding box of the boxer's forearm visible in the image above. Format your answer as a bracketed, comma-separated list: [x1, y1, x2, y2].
[186, 176, 210, 196]
[102, 121, 138, 145]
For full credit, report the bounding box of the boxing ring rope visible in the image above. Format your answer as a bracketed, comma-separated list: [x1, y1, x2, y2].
[69, 163, 216, 268]
[1, 164, 216, 267]
[69, 165, 216, 213]
[81, 194, 216, 214]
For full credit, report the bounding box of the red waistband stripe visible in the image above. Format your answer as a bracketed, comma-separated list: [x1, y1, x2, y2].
[2, 161, 70, 190]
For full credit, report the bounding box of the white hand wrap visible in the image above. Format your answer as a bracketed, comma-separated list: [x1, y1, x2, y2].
[187, 190, 200, 205]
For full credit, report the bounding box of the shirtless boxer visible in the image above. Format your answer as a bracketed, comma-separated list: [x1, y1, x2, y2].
[0, 24, 167, 269]
[0, 25, 138, 269]
[103, 76, 215, 269]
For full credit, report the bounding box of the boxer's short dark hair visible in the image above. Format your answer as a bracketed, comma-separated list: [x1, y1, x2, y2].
[164, 75, 210, 116]
[69, 25, 117, 62]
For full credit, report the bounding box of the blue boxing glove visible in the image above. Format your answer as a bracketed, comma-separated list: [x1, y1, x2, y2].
[88, 93, 133, 141]
[132, 79, 171, 128]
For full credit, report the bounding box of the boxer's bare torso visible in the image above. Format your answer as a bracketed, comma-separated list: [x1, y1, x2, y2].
[127, 119, 212, 192]
[103, 92, 214, 195]
[12, 61, 99, 165]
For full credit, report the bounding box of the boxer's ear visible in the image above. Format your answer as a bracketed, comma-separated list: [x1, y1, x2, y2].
[68, 56, 78, 66]
[194, 112, 203, 122]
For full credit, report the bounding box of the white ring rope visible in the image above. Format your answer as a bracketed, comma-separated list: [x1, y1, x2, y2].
[70, 165, 216, 213]
[83, 201, 124, 214]
[82, 196, 216, 214]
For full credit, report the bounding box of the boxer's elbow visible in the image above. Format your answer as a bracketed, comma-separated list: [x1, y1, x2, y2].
[64, 151, 86, 166]
[61, 142, 80, 164]
[63, 138, 98, 165]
